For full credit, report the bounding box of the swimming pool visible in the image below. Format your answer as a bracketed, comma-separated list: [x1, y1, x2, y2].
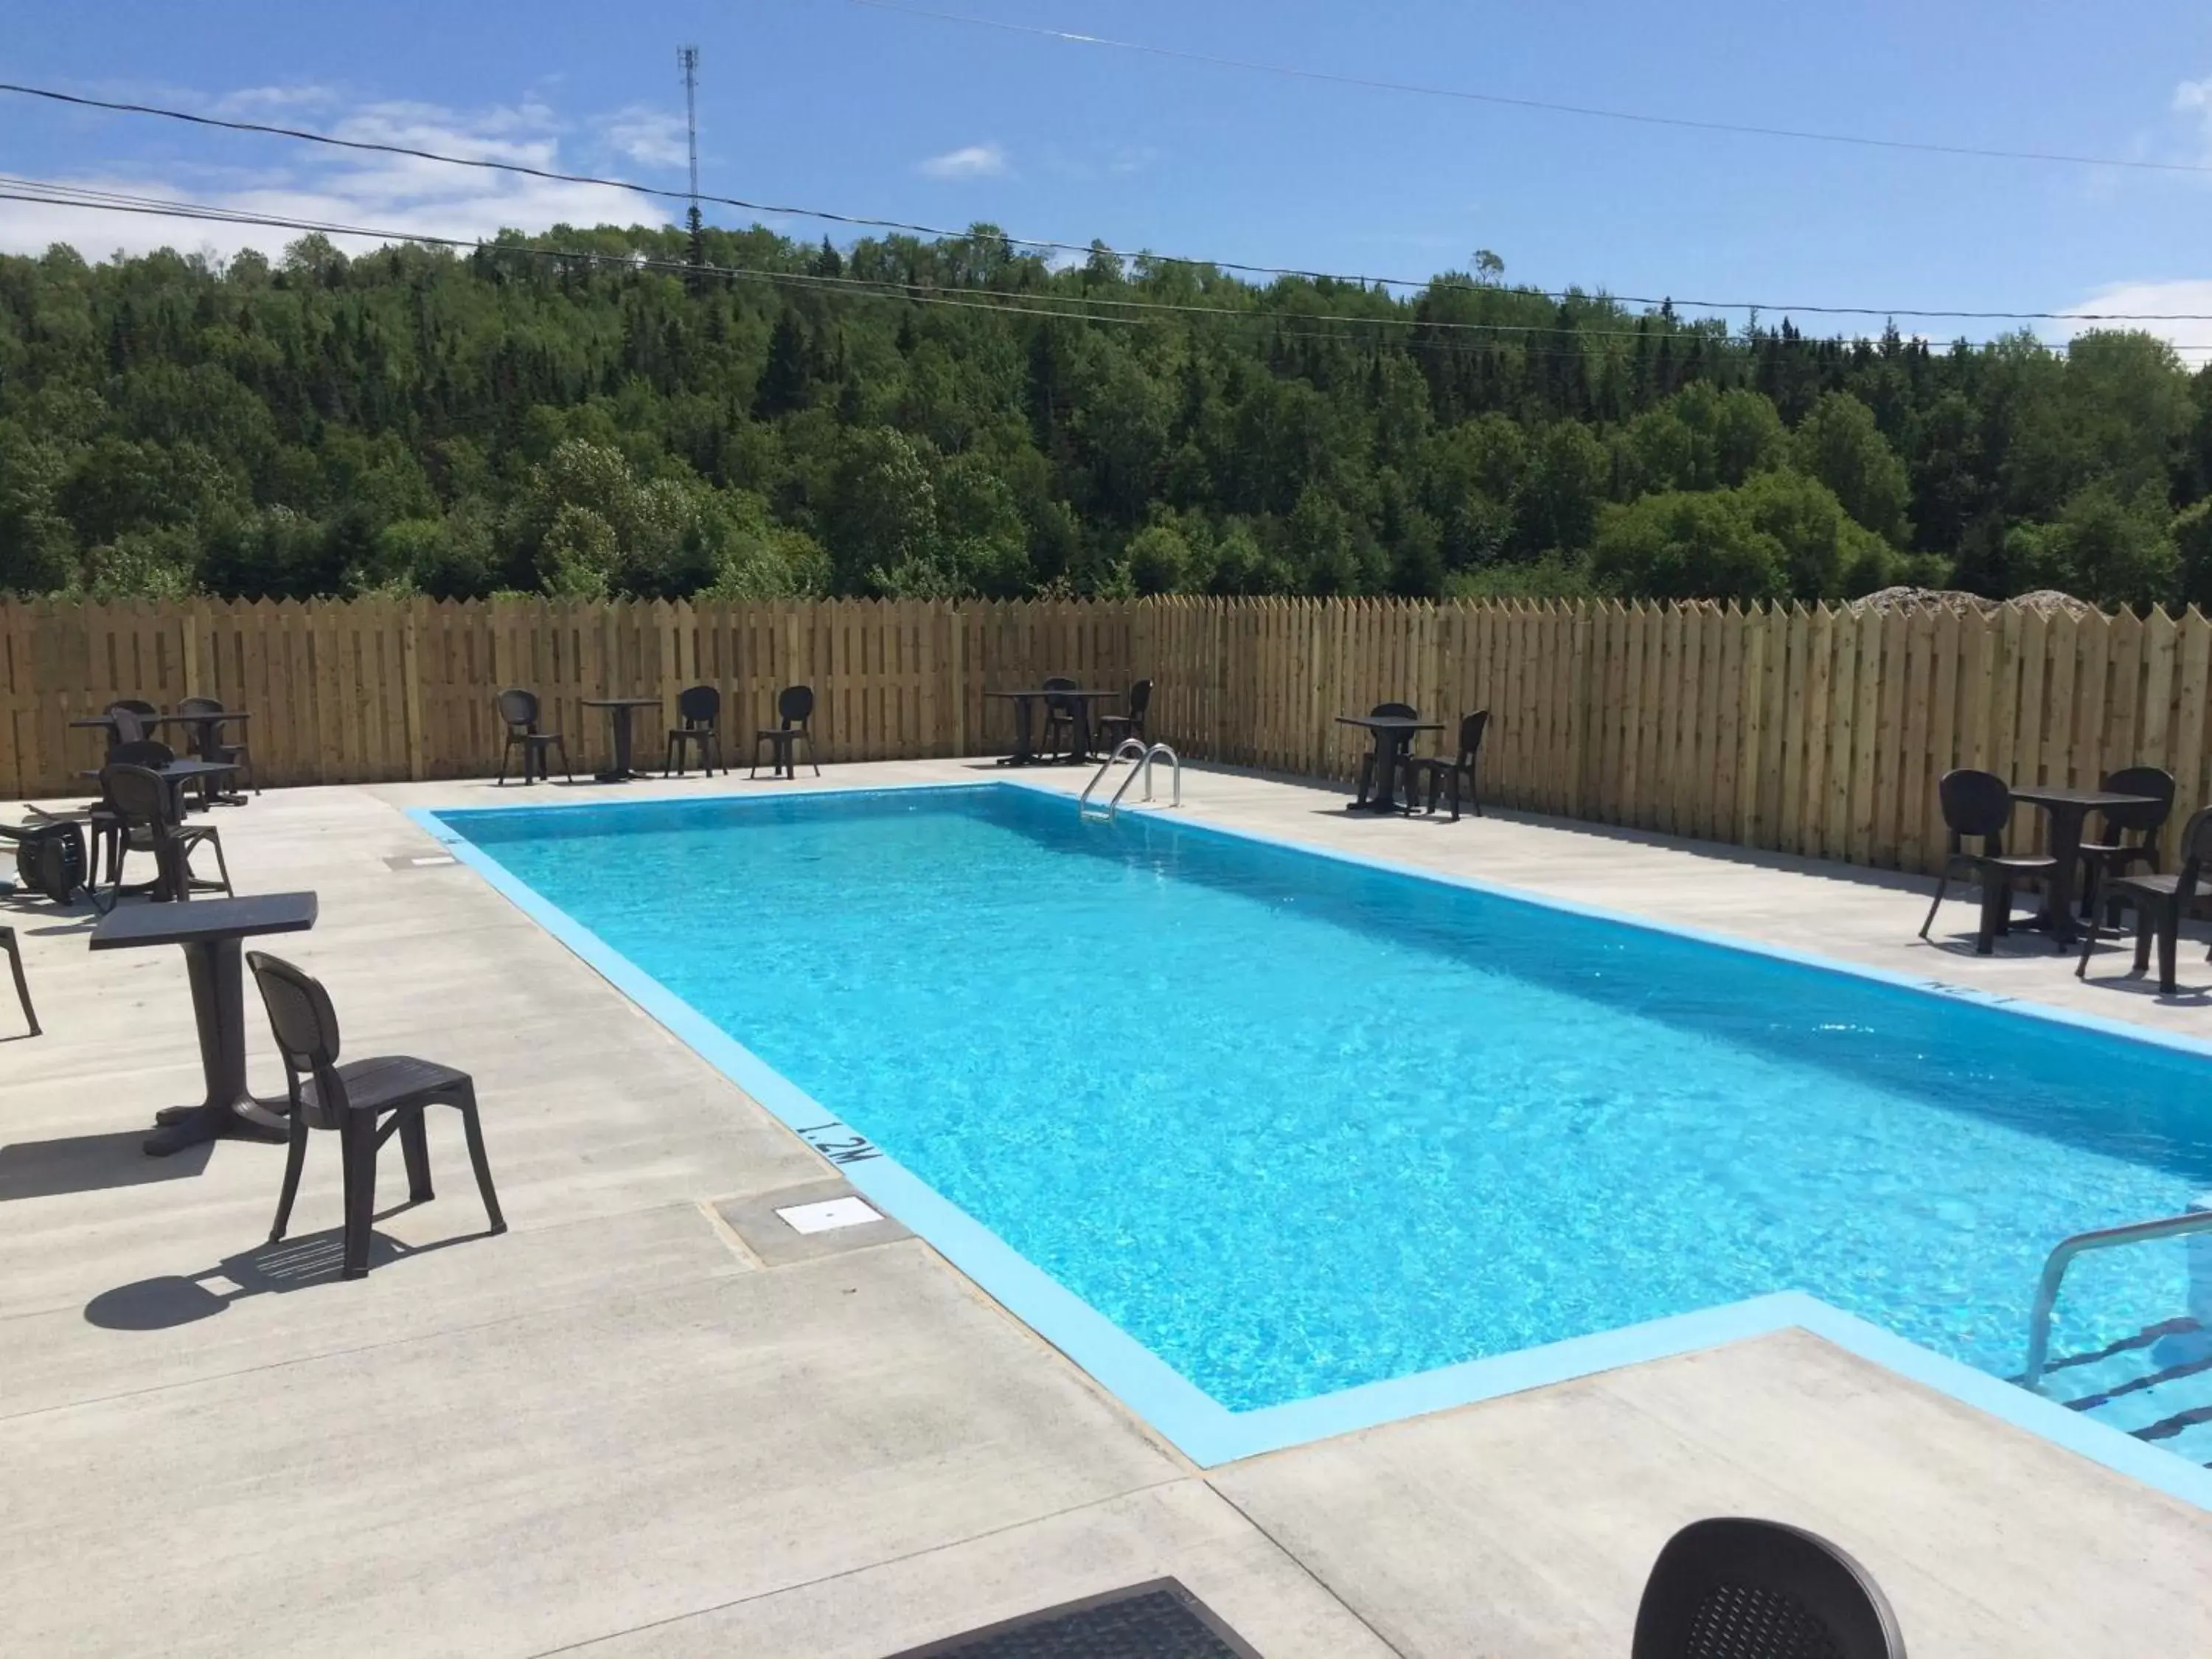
[425, 783, 2212, 1485]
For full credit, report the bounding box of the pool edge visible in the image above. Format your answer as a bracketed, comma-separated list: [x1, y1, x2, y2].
[403, 793, 2212, 1509]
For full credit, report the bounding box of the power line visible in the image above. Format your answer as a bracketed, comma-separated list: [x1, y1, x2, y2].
[6, 77, 2212, 327]
[20, 175, 2212, 361]
[849, 0, 2212, 181]
[23, 178, 2212, 363]
[15, 178, 2212, 360]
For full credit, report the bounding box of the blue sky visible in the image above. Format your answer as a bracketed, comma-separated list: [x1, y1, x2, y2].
[5, 0, 2211, 354]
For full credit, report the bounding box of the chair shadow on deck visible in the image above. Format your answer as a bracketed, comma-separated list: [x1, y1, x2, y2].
[83, 1205, 502, 1332]
[0, 1131, 213, 1200]
[2074, 952, 2212, 1006]
[0, 890, 102, 939]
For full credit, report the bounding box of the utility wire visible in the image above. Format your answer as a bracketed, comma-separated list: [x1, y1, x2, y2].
[14, 179, 2212, 358]
[6, 77, 2212, 325]
[848, 0, 2212, 180]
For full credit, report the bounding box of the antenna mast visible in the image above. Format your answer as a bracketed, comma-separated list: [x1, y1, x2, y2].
[678, 45, 703, 280]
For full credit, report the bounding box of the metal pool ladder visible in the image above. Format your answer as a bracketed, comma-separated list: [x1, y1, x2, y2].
[1079, 740, 1182, 822]
[2020, 1207, 2212, 1392]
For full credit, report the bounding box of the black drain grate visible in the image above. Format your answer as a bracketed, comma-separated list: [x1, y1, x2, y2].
[881, 1579, 1262, 1659]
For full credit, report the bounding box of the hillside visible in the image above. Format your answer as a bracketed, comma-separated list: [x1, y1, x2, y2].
[2, 222, 2208, 609]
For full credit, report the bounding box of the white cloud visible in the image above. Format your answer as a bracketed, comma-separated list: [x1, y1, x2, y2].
[917, 142, 1007, 180]
[1, 86, 674, 263]
[1106, 144, 1162, 177]
[208, 84, 340, 117]
[2052, 279, 2212, 355]
[602, 105, 689, 170]
[2168, 74, 2212, 166]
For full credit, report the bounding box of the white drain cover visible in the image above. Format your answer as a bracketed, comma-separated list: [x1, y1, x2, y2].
[775, 1197, 883, 1234]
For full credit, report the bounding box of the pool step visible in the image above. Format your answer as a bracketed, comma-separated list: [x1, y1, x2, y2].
[2037, 1318, 2212, 1468]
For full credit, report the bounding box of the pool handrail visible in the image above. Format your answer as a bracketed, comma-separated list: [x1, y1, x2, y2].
[1113, 742, 1180, 814]
[2020, 1207, 2212, 1392]
[1079, 739, 1152, 820]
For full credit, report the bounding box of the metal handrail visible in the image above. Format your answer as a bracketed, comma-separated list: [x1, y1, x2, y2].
[1079, 739, 1151, 820]
[1106, 741, 1183, 815]
[2020, 1208, 2212, 1392]
[1145, 742, 1181, 807]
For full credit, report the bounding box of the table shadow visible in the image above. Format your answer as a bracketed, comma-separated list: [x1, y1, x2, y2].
[0, 1131, 213, 1201]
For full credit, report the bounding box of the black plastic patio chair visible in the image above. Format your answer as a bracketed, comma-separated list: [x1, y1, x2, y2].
[99, 757, 234, 905]
[1094, 678, 1153, 753]
[1355, 701, 1419, 809]
[751, 685, 820, 779]
[1405, 709, 1490, 821]
[2075, 803, 2212, 995]
[88, 738, 173, 890]
[2076, 765, 2173, 920]
[1038, 675, 1081, 761]
[104, 700, 159, 750]
[176, 694, 259, 797]
[104, 699, 158, 739]
[0, 927, 36, 1037]
[1632, 1517, 1905, 1658]
[1918, 769, 2059, 955]
[0, 815, 91, 906]
[495, 688, 571, 786]
[248, 951, 505, 1281]
[664, 684, 724, 777]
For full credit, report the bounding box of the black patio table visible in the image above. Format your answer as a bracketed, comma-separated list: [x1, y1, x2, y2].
[77, 757, 237, 818]
[2010, 785, 2159, 945]
[1336, 714, 1444, 814]
[90, 890, 318, 1157]
[580, 696, 664, 782]
[985, 688, 1121, 766]
[150, 710, 252, 803]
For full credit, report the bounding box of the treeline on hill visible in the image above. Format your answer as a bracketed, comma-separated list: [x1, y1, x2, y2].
[2, 222, 2211, 610]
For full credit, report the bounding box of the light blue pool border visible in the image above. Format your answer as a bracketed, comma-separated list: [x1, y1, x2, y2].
[406, 783, 2212, 1504]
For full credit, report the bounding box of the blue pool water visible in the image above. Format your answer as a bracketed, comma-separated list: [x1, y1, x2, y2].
[440, 785, 2212, 1417]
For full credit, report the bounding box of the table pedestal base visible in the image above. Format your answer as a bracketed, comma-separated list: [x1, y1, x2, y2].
[145, 1096, 291, 1155]
[140, 935, 293, 1157]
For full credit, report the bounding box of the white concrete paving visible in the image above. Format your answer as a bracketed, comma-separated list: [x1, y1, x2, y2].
[3, 758, 2209, 1657]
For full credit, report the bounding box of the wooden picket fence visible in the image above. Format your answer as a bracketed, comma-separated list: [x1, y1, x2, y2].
[4, 594, 2210, 878]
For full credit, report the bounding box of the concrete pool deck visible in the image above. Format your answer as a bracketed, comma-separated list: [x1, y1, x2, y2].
[1, 758, 2208, 1656]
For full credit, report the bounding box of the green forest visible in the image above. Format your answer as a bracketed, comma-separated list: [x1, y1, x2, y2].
[3, 221, 2210, 610]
